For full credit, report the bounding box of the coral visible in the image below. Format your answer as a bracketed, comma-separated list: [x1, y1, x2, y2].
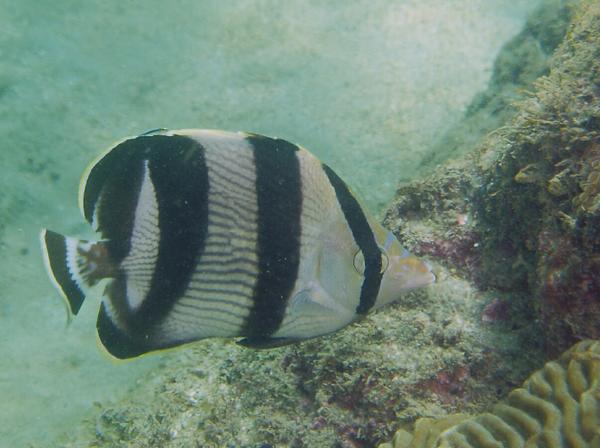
[380, 339, 600, 448]
[474, 0, 600, 352]
[378, 415, 469, 448]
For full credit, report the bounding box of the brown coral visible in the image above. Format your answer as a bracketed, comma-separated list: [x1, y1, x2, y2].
[381, 340, 600, 448]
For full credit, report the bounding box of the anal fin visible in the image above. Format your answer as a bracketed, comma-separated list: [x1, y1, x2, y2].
[96, 301, 148, 359]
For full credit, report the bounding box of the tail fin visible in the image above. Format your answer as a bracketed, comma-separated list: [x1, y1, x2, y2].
[40, 229, 115, 316]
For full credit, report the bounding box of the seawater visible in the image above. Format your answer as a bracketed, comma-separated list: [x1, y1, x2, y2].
[0, 1, 540, 446]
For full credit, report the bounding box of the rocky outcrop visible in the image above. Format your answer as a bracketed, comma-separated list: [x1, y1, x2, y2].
[386, 0, 600, 355]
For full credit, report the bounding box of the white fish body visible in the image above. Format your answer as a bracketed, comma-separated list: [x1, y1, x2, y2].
[40, 129, 434, 358]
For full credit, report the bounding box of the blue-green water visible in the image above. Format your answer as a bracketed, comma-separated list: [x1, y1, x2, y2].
[0, 1, 539, 446]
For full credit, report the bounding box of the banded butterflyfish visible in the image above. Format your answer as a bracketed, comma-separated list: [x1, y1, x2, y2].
[40, 129, 435, 359]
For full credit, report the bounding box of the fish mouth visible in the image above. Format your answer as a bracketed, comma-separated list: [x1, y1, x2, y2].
[424, 262, 436, 284]
[426, 270, 436, 284]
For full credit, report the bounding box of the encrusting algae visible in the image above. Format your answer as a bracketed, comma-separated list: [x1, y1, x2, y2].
[379, 339, 600, 448]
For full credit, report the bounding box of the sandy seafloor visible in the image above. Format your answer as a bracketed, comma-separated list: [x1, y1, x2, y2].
[0, 1, 541, 446]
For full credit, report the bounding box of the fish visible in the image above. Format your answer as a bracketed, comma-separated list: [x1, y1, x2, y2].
[40, 129, 435, 359]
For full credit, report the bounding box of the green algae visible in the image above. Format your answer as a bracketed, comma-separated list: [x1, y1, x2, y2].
[475, 0, 600, 352]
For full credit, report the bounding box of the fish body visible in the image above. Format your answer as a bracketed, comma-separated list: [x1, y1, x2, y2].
[40, 129, 434, 359]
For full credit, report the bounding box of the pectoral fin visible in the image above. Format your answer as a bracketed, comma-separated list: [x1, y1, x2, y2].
[289, 283, 348, 316]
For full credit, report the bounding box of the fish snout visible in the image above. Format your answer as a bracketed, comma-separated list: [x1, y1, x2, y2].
[391, 255, 436, 288]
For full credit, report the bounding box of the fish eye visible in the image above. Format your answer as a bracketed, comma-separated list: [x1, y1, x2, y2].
[353, 247, 389, 275]
[381, 250, 389, 272]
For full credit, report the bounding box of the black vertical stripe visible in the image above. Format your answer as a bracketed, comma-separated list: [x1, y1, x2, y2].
[322, 164, 382, 314]
[242, 135, 302, 338]
[135, 136, 209, 326]
[82, 141, 146, 263]
[93, 135, 210, 358]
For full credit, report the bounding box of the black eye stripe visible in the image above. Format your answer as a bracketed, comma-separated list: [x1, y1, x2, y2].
[321, 164, 383, 315]
[353, 247, 389, 275]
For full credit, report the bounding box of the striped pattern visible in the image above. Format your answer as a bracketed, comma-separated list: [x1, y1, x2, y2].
[161, 132, 259, 342]
[86, 135, 210, 358]
[61, 129, 388, 358]
[40, 230, 86, 315]
[272, 148, 358, 340]
[81, 138, 148, 263]
[120, 161, 159, 311]
[129, 136, 209, 355]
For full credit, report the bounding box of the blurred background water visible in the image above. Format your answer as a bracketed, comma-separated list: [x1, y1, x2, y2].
[0, 0, 540, 445]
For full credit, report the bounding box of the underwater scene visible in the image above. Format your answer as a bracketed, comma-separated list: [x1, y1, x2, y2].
[1, 0, 599, 446]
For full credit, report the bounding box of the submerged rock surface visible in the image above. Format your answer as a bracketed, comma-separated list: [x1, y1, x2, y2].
[386, 0, 600, 356]
[58, 275, 543, 448]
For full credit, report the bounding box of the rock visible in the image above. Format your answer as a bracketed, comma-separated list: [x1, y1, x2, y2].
[386, 0, 600, 354]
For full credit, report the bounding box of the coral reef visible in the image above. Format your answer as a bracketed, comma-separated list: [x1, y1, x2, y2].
[385, 0, 600, 354]
[379, 339, 600, 447]
[472, 0, 600, 353]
